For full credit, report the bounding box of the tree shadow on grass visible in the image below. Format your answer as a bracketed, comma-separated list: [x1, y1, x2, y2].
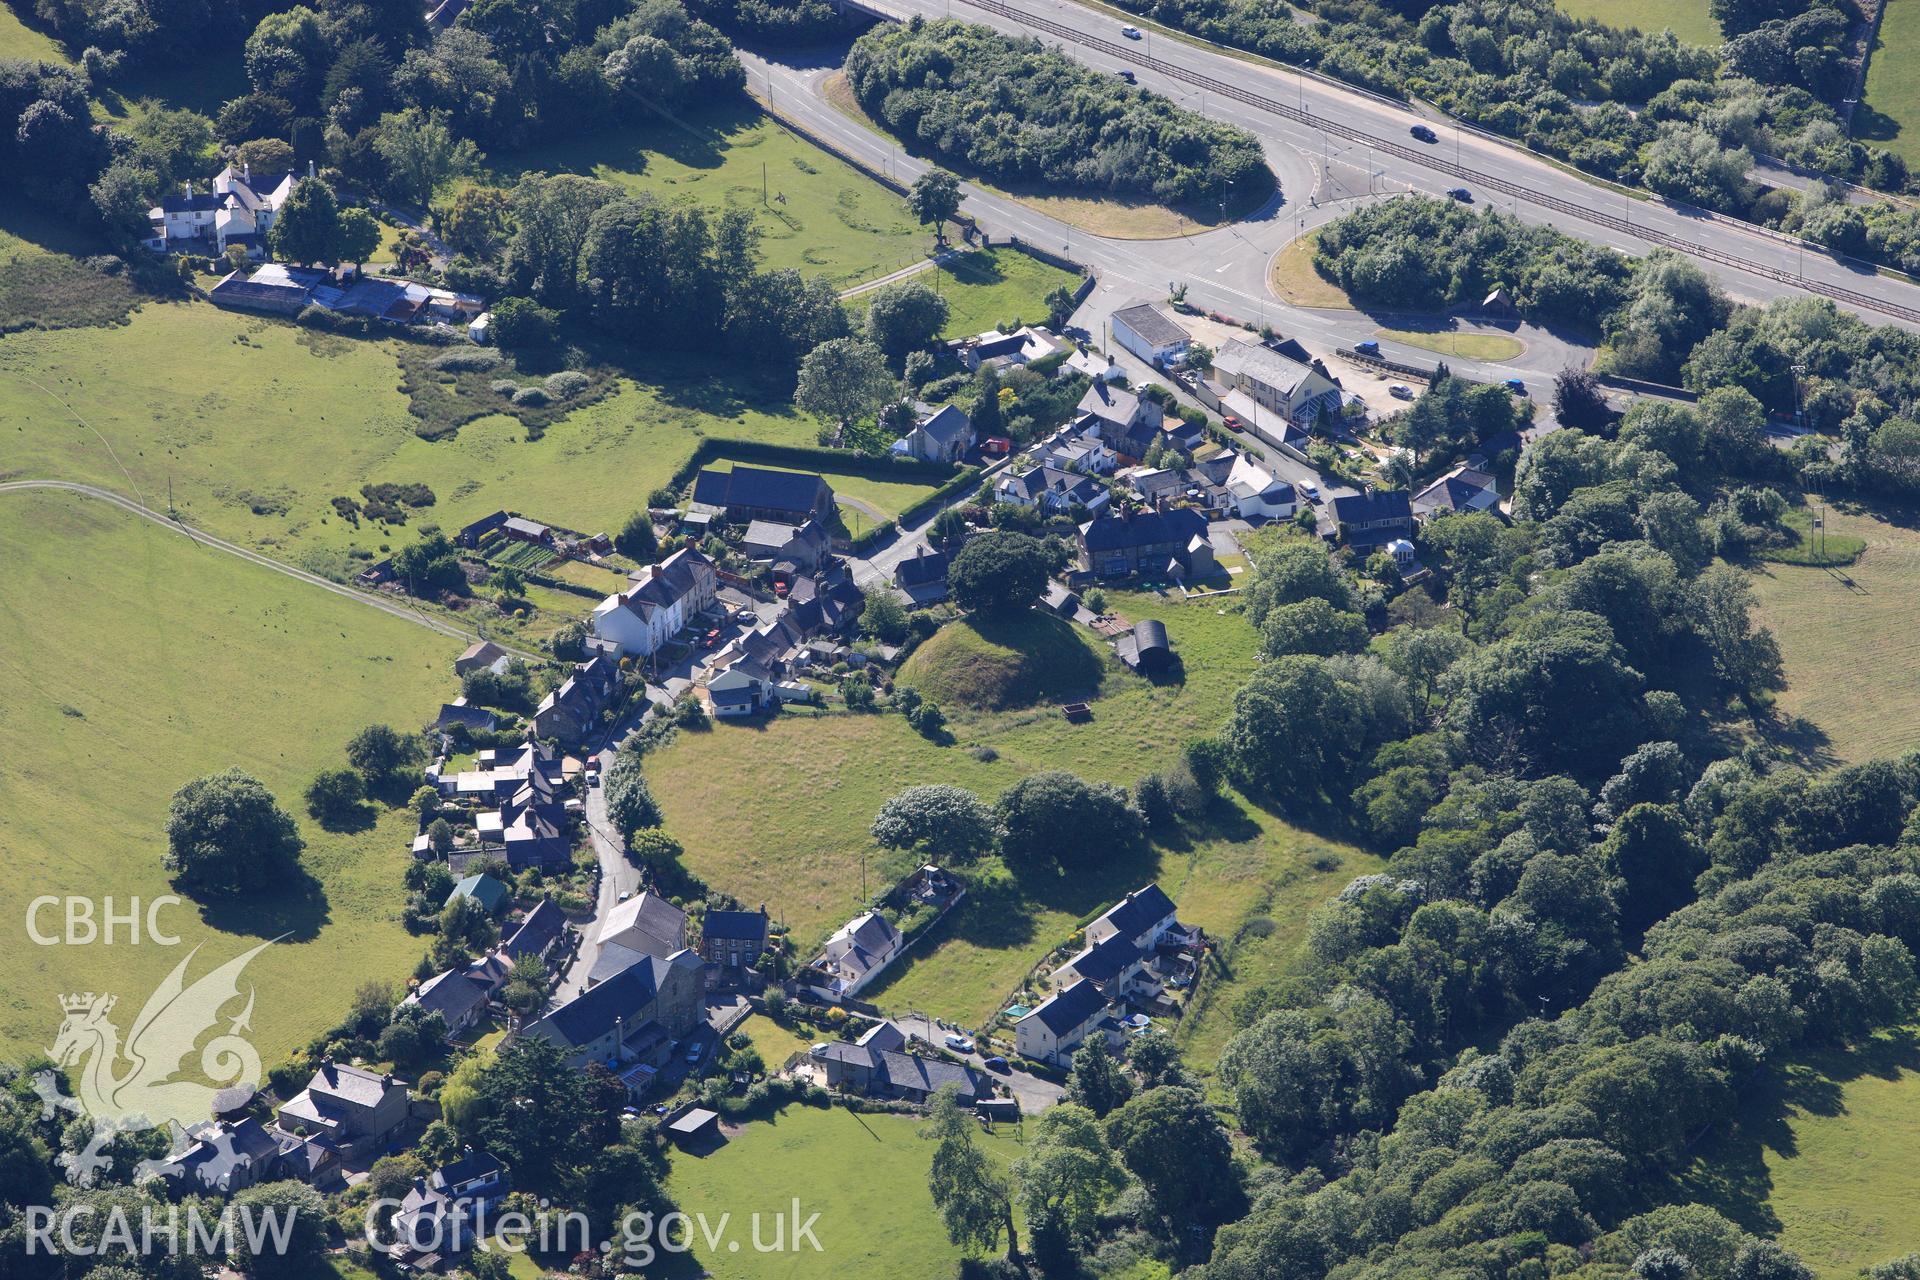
[310, 801, 379, 834]
[184, 868, 331, 944]
[1680, 1029, 1920, 1238]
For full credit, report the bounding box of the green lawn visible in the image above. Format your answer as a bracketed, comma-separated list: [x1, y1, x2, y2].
[1750, 504, 1920, 763]
[665, 1101, 1021, 1279]
[932, 248, 1080, 338]
[1555, 0, 1719, 44]
[1760, 506, 1868, 567]
[1860, 0, 1920, 166]
[0, 488, 458, 1064]
[1373, 325, 1526, 362]
[478, 100, 927, 289]
[1684, 1029, 1920, 1280]
[651, 593, 1377, 1049]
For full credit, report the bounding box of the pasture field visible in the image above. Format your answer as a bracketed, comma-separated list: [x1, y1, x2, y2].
[665, 1101, 1021, 1279]
[0, 488, 457, 1064]
[1685, 1030, 1920, 1280]
[1858, 0, 1920, 166]
[0, 302, 820, 627]
[1749, 504, 1920, 763]
[478, 100, 926, 289]
[650, 592, 1375, 1047]
[1554, 0, 1719, 44]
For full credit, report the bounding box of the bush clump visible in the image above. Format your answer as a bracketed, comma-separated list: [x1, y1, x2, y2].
[544, 370, 591, 399]
[490, 379, 518, 395]
[509, 385, 551, 407]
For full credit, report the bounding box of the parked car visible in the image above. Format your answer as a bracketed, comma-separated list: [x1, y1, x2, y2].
[1121, 23, 1142, 37]
[1388, 384, 1413, 400]
[810, 1043, 830, 1059]
[1353, 339, 1380, 355]
[1117, 69, 1136, 83]
[1300, 482, 1320, 502]
[1410, 124, 1437, 143]
[685, 1041, 704, 1065]
[1222, 414, 1244, 433]
[945, 1033, 975, 1053]
[1504, 378, 1528, 395]
[1448, 187, 1473, 202]
[983, 1056, 1010, 1073]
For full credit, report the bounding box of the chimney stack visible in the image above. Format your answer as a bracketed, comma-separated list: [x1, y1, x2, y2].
[307, 159, 316, 178]
[242, 161, 250, 182]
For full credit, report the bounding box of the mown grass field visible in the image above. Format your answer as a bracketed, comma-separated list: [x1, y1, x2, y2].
[1271, 233, 1356, 310]
[666, 1101, 1021, 1279]
[1685, 1030, 1920, 1280]
[0, 2, 63, 63]
[0, 302, 820, 604]
[0, 488, 457, 1064]
[1749, 504, 1920, 763]
[650, 593, 1376, 1046]
[478, 100, 926, 289]
[1555, 0, 1719, 44]
[1859, 0, 1920, 166]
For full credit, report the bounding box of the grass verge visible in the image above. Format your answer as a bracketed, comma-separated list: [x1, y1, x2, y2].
[1269, 232, 1356, 309]
[1373, 324, 1526, 361]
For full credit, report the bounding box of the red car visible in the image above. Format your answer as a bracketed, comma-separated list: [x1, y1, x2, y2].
[1223, 415, 1244, 433]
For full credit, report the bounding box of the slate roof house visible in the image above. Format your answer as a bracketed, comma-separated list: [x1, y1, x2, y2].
[818, 1043, 986, 1105]
[531, 652, 621, 744]
[1078, 508, 1215, 580]
[502, 896, 567, 962]
[1411, 465, 1500, 520]
[893, 546, 951, 599]
[1327, 489, 1415, 549]
[149, 1117, 284, 1194]
[700, 908, 770, 971]
[1014, 978, 1118, 1067]
[275, 1062, 410, 1155]
[1088, 884, 1188, 950]
[523, 949, 704, 1070]
[895, 403, 975, 463]
[997, 464, 1110, 516]
[1076, 383, 1165, 458]
[406, 969, 491, 1033]
[147, 163, 299, 256]
[455, 641, 510, 676]
[391, 1149, 509, 1268]
[950, 324, 1068, 371]
[739, 519, 830, 571]
[691, 466, 835, 525]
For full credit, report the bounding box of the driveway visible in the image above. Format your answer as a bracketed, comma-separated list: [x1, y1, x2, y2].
[895, 1013, 1065, 1114]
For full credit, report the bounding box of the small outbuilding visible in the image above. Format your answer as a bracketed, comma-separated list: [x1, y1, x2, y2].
[1114, 619, 1173, 673]
[667, 1108, 720, 1147]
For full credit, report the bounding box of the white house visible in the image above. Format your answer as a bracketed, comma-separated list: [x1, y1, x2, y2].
[808, 912, 904, 999]
[1037, 428, 1117, 476]
[996, 464, 1110, 516]
[1111, 302, 1190, 368]
[1086, 884, 1185, 951]
[1014, 978, 1118, 1066]
[148, 163, 305, 257]
[590, 547, 718, 659]
[1223, 454, 1299, 520]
